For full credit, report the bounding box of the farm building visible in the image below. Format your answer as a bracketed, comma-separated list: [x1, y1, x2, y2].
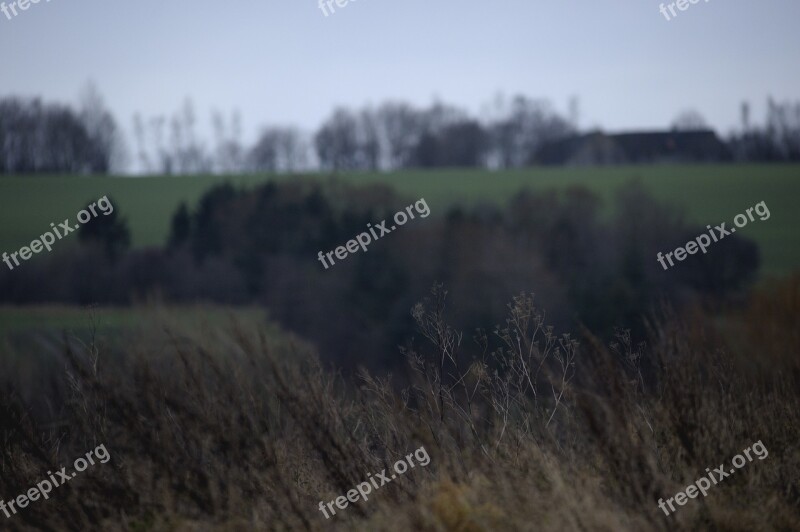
[535, 130, 732, 165]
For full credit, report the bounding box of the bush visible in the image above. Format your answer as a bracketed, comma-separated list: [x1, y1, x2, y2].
[0, 179, 761, 373]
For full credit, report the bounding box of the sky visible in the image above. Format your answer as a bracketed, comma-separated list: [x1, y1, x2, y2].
[1, 0, 799, 144]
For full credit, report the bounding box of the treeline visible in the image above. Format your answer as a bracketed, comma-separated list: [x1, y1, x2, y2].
[0, 85, 122, 174]
[728, 99, 800, 161]
[0, 180, 760, 370]
[311, 98, 575, 171]
[2, 88, 800, 175]
[129, 96, 576, 174]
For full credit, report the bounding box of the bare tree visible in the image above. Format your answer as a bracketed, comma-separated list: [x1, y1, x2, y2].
[0, 97, 100, 174]
[133, 99, 213, 175]
[172, 99, 211, 174]
[314, 108, 360, 171]
[78, 82, 124, 173]
[357, 108, 381, 170]
[568, 95, 581, 130]
[741, 101, 751, 133]
[248, 129, 279, 172]
[248, 127, 309, 173]
[489, 95, 575, 168]
[212, 109, 244, 174]
[375, 102, 423, 170]
[132, 112, 151, 173]
[0, 97, 35, 173]
[766, 97, 800, 160]
[729, 98, 800, 162]
[671, 109, 709, 131]
[150, 115, 172, 174]
[410, 119, 488, 168]
[277, 128, 310, 173]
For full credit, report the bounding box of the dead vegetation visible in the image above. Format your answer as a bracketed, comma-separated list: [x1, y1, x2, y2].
[0, 280, 798, 531]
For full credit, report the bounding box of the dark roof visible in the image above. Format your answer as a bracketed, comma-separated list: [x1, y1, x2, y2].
[535, 129, 732, 165]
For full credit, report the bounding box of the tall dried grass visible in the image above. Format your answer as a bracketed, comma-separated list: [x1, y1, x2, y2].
[0, 281, 798, 531]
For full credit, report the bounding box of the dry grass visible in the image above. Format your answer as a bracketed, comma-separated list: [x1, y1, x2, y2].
[0, 281, 798, 531]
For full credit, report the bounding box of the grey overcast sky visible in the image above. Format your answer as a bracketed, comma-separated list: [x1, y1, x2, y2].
[1, 0, 798, 141]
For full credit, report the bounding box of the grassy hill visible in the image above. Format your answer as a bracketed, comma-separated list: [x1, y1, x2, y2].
[0, 163, 798, 276]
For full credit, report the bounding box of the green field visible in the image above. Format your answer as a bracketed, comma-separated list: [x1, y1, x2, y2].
[0, 304, 267, 337]
[0, 304, 271, 355]
[1, 164, 798, 276]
